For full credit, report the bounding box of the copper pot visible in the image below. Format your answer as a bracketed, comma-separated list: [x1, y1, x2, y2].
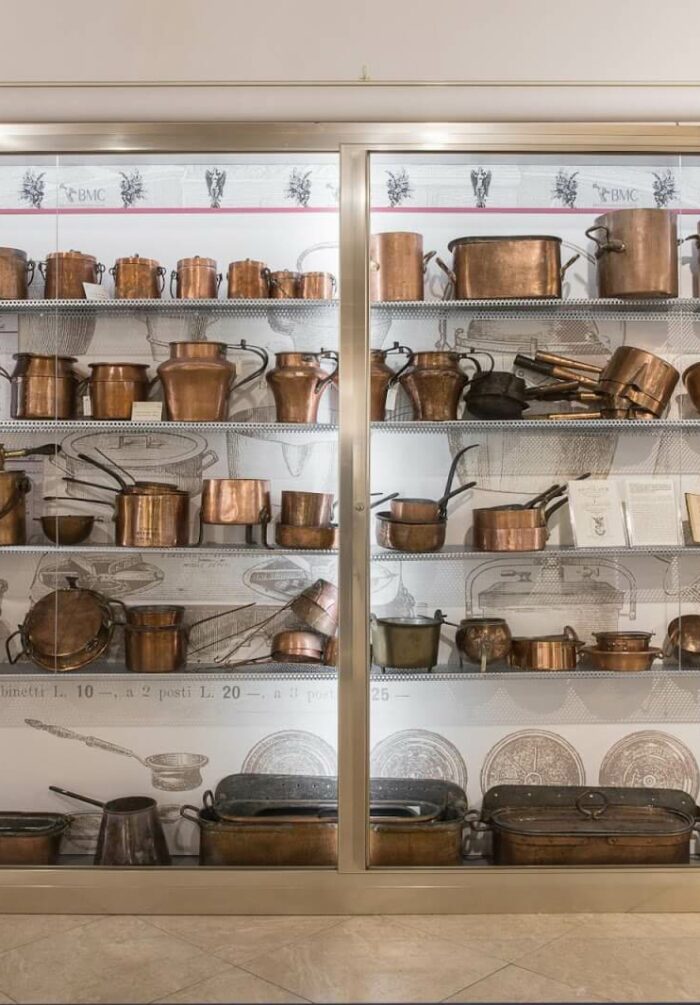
[323, 636, 338, 666]
[84, 363, 153, 420]
[370, 232, 435, 302]
[455, 617, 512, 671]
[664, 616, 700, 666]
[592, 631, 654, 652]
[116, 485, 190, 548]
[0, 353, 81, 420]
[585, 209, 678, 298]
[227, 260, 270, 299]
[0, 471, 30, 545]
[299, 272, 336, 300]
[201, 479, 271, 526]
[266, 351, 338, 423]
[268, 270, 300, 299]
[437, 235, 578, 300]
[280, 490, 334, 527]
[275, 524, 338, 550]
[158, 340, 268, 422]
[581, 646, 662, 672]
[683, 362, 700, 414]
[170, 257, 221, 299]
[40, 250, 104, 299]
[472, 494, 569, 552]
[124, 605, 187, 673]
[399, 351, 477, 421]
[390, 447, 477, 523]
[509, 627, 583, 671]
[110, 255, 165, 299]
[375, 511, 446, 553]
[371, 611, 445, 670]
[0, 247, 34, 300]
[290, 579, 338, 636]
[598, 346, 679, 414]
[271, 630, 326, 663]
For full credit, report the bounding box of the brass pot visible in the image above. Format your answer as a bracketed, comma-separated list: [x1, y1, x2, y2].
[299, 272, 336, 299]
[110, 255, 165, 299]
[227, 260, 270, 299]
[375, 511, 446, 553]
[0, 353, 81, 420]
[290, 579, 338, 636]
[157, 340, 268, 422]
[40, 250, 104, 299]
[201, 479, 271, 525]
[0, 247, 34, 300]
[268, 270, 300, 299]
[271, 630, 326, 663]
[170, 256, 221, 299]
[683, 362, 700, 415]
[124, 606, 187, 673]
[274, 524, 338, 550]
[280, 490, 334, 528]
[592, 631, 654, 652]
[39, 514, 94, 545]
[509, 628, 583, 671]
[399, 351, 476, 421]
[85, 363, 153, 420]
[369, 232, 435, 302]
[371, 611, 444, 670]
[0, 471, 30, 545]
[455, 617, 512, 671]
[437, 235, 578, 300]
[581, 646, 662, 672]
[585, 209, 678, 298]
[266, 351, 338, 423]
[115, 485, 190, 548]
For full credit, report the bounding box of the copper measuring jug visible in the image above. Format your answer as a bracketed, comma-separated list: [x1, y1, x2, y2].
[0, 247, 34, 299]
[170, 256, 222, 299]
[266, 351, 339, 423]
[110, 255, 165, 299]
[157, 340, 269, 422]
[370, 343, 413, 421]
[370, 232, 435, 302]
[399, 351, 479, 421]
[227, 260, 270, 298]
[39, 250, 104, 299]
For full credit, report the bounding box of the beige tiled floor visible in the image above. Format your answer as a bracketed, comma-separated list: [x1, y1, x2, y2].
[0, 912, 696, 1003]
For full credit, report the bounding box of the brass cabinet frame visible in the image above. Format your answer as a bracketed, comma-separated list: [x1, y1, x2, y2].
[3, 121, 700, 913]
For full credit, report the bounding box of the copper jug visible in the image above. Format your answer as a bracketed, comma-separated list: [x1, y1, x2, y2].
[40, 250, 104, 299]
[110, 255, 165, 299]
[0, 354, 81, 420]
[399, 351, 477, 421]
[266, 351, 339, 423]
[227, 260, 270, 299]
[268, 270, 300, 299]
[157, 340, 269, 422]
[370, 343, 413, 421]
[370, 232, 435, 302]
[170, 257, 221, 299]
[83, 363, 153, 420]
[0, 471, 30, 545]
[299, 272, 336, 299]
[0, 247, 34, 300]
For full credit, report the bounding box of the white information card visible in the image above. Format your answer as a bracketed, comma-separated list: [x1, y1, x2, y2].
[568, 479, 627, 548]
[624, 478, 680, 547]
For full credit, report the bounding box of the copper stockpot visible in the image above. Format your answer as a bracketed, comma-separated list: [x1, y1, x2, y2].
[0, 471, 30, 545]
[586, 208, 678, 298]
[268, 270, 300, 299]
[170, 256, 221, 299]
[116, 484, 190, 548]
[683, 362, 700, 415]
[0, 353, 81, 420]
[290, 579, 338, 636]
[158, 340, 268, 422]
[370, 232, 435, 302]
[375, 511, 446, 553]
[592, 631, 654, 652]
[84, 363, 152, 420]
[370, 344, 413, 421]
[124, 605, 187, 673]
[437, 235, 578, 300]
[455, 617, 512, 671]
[110, 255, 165, 299]
[280, 490, 334, 527]
[299, 272, 336, 300]
[509, 627, 583, 671]
[581, 646, 662, 672]
[275, 523, 338, 550]
[266, 351, 338, 423]
[40, 250, 104, 299]
[0, 247, 34, 299]
[271, 630, 326, 663]
[399, 351, 478, 421]
[201, 479, 271, 526]
[227, 260, 270, 299]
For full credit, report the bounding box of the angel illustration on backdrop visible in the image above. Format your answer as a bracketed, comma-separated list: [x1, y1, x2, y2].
[206, 168, 227, 209]
[471, 167, 492, 209]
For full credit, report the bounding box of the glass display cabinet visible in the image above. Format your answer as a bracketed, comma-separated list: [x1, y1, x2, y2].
[0, 123, 700, 914]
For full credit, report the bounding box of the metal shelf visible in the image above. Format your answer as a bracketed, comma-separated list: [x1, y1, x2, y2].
[0, 662, 336, 682]
[1, 544, 337, 556]
[371, 297, 700, 321]
[373, 419, 700, 432]
[0, 298, 338, 317]
[0, 420, 336, 434]
[371, 544, 699, 560]
[371, 665, 688, 681]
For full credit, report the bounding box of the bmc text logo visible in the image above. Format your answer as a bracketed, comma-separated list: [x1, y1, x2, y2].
[60, 184, 106, 204]
[592, 182, 639, 204]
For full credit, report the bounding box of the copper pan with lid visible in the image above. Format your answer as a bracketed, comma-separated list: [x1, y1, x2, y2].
[437, 235, 579, 300]
[0, 247, 34, 300]
[170, 256, 221, 299]
[110, 255, 165, 299]
[40, 250, 104, 299]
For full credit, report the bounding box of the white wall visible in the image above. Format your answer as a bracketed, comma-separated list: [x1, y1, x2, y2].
[1, 0, 699, 120]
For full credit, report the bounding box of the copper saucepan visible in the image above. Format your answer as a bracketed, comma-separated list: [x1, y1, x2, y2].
[509, 626, 583, 671]
[276, 493, 396, 551]
[389, 444, 478, 523]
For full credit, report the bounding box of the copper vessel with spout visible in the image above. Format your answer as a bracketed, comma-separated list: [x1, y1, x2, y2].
[266, 351, 338, 423]
[83, 363, 153, 420]
[157, 341, 269, 422]
[40, 250, 104, 299]
[110, 255, 165, 299]
[227, 260, 270, 299]
[0, 354, 81, 420]
[170, 257, 221, 299]
[399, 351, 477, 421]
[369, 344, 413, 421]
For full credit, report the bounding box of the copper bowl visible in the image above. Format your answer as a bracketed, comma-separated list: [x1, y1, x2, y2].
[592, 631, 654, 652]
[374, 511, 446, 553]
[683, 362, 700, 415]
[275, 524, 338, 550]
[38, 515, 94, 545]
[271, 630, 326, 663]
[581, 647, 662, 672]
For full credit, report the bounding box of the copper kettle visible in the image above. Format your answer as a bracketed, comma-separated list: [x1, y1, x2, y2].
[157, 341, 269, 422]
[266, 351, 339, 423]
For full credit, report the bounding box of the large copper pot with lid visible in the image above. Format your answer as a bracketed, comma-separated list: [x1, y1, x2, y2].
[110, 255, 165, 299]
[266, 351, 338, 423]
[370, 232, 435, 302]
[40, 250, 104, 299]
[227, 260, 270, 299]
[585, 208, 678, 298]
[157, 340, 269, 422]
[437, 235, 578, 300]
[83, 363, 153, 420]
[0, 247, 34, 299]
[0, 353, 82, 419]
[399, 351, 478, 421]
[170, 256, 221, 299]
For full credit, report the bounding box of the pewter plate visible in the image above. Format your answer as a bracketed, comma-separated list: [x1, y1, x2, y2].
[241, 729, 337, 777]
[481, 729, 586, 793]
[599, 730, 700, 799]
[370, 729, 468, 791]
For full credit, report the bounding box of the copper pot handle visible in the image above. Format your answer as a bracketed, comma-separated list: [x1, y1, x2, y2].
[385, 343, 414, 385]
[156, 267, 166, 294]
[584, 225, 625, 257]
[95, 263, 105, 283]
[680, 235, 700, 248]
[0, 366, 11, 383]
[435, 256, 457, 300]
[216, 273, 223, 293]
[5, 629, 25, 665]
[169, 270, 178, 298]
[228, 340, 269, 391]
[466, 348, 495, 374]
[25, 259, 35, 286]
[560, 253, 580, 279]
[422, 250, 436, 272]
[315, 349, 339, 394]
[179, 805, 202, 825]
[38, 261, 47, 280]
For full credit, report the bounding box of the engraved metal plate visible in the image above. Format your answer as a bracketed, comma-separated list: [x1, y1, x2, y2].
[599, 730, 700, 799]
[241, 729, 337, 777]
[370, 728, 468, 790]
[481, 729, 586, 792]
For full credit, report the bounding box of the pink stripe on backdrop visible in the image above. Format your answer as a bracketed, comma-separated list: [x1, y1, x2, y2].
[372, 206, 700, 215]
[0, 205, 697, 216]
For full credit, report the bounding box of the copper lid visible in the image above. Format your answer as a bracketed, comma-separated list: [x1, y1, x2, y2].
[114, 255, 160, 268]
[176, 256, 217, 270]
[46, 250, 97, 264]
[0, 247, 27, 260]
[448, 235, 562, 251]
[26, 589, 105, 658]
[491, 803, 692, 837]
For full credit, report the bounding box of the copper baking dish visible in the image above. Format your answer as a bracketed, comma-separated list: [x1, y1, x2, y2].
[479, 785, 697, 865]
[580, 646, 662, 672]
[0, 813, 71, 865]
[438, 235, 578, 300]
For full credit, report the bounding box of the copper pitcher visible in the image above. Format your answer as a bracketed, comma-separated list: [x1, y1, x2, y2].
[370, 343, 413, 420]
[370, 232, 435, 302]
[0, 247, 34, 300]
[0, 471, 31, 545]
[585, 209, 678, 298]
[268, 270, 301, 299]
[40, 250, 104, 299]
[83, 363, 153, 420]
[299, 272, 336, 299]
[170, 256, 222, 299]
[399, 351, 478, 421]
[157, 340, 269, 422]
[0, 353, 81, 420]
[227, 260, 270, 299]
[110, 255, 165, 299]
[266, 351, 338, 423]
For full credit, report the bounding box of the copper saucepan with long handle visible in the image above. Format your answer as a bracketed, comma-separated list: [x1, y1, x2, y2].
[389, 444, 478, 523]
